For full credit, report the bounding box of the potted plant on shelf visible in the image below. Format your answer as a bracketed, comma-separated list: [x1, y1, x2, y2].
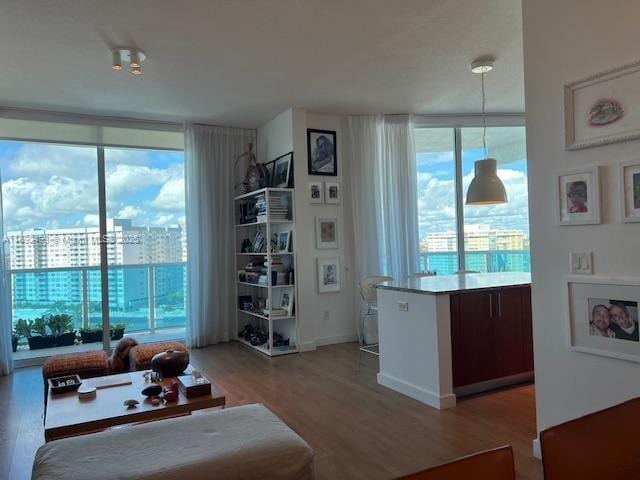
[80, 325, 103, 344]
[27, 317, 55, 350]
[110, 323, 126, 340]
[47, 314, 76, 347]
[14, 319, 32, 352]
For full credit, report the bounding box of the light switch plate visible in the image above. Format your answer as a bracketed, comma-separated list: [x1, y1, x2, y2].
[570, 252, 593, 274]
[397, 301, 409, 312]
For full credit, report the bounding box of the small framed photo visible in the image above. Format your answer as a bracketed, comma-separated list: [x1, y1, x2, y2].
[619, 160, 640, 223]
[315, 217, 338, 249]
[324, 182, 340, 204]
[567, 276, 640, 363]
[309, 182, 323, 204]
[273, 152, 293, 188]
[277, 231, 291, 253]
[279, 287, 294, 316]
[307, 129, 337, 176]
[556, 166, 601, 226]
[317, 257, 341, 293]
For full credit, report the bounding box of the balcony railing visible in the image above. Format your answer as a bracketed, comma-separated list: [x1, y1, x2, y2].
[419, 250, 531, 275]
[8, 262, 187, 335]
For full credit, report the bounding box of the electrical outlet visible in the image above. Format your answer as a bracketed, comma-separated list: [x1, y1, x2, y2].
[397, 301, 409, 312]
[323, 310, 330, 321]
[570, 252, 593, 274]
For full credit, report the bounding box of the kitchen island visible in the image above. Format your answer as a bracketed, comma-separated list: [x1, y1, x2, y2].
[375, 272, 532, 409]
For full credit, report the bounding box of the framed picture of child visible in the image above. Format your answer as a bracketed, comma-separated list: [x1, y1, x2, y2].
[556, 166, 601, 226]
[619, 160, 640, 223]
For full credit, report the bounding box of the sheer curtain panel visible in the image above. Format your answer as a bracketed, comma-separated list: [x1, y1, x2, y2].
[185, 124, 256, 347]
[0, 170, 14, 375]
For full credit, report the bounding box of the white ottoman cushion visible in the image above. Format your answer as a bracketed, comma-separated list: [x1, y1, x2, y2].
[33, 404, 314, 480]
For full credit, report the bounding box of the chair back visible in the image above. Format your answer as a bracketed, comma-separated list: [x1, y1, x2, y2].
[359, 275, 393, 305]
[540, 397, 640, 480]
[396, 446, 515, 480]
[408, 272, 436, 279]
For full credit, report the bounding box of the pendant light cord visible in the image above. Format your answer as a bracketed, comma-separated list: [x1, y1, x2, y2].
[481, 70, 488, 158]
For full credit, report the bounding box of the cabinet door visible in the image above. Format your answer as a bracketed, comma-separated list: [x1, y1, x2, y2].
[450, 291, 494, 388]
[491, 287, 525, 378]
[521, 286, 534, 372]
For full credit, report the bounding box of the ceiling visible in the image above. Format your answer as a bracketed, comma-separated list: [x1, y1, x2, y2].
[0, 0, 524, 128]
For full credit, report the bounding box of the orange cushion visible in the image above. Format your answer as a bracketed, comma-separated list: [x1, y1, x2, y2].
[129, 341, 188, 370]
[43, 351, 109, 379]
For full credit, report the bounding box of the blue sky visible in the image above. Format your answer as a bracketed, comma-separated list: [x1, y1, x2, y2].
[0, 140, 185, 233]
[416, 146, 530, 241]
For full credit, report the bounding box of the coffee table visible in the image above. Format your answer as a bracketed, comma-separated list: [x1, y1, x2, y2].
[44, 369, 225, 442]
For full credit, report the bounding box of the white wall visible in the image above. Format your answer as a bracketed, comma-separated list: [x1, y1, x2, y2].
[523, 0, 640, 442]
[257, 108, 357, 350]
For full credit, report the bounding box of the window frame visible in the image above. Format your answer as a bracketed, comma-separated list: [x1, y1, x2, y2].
[414, 114, 526, 273]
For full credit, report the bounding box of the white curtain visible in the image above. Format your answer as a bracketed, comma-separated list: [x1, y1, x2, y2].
[185, 124, 256, 348]
[347, 114, 419, 283]
[0, 170, 14, 375]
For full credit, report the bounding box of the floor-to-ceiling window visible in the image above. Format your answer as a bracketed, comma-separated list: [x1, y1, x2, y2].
[0, 137, 186, 358]
[415, 124, 530, 274]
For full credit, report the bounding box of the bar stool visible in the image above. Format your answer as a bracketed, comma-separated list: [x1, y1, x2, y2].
[358, 275, 393, 370]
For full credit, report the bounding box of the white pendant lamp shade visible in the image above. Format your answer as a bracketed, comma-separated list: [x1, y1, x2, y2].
[466, 158, 507, 205]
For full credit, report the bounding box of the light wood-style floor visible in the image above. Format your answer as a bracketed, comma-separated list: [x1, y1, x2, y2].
[0, 342, 543, 479]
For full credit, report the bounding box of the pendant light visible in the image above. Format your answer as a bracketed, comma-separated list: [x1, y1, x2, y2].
[466, 57, 508, 205]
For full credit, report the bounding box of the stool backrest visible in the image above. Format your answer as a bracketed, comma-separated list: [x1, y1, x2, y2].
[540, 397, 640, 480]
[408, 272, 436, 279]
[396, 446, 515, 480]
[359, 275, 393, 305]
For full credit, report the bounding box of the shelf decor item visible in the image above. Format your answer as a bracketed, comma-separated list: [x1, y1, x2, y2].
[619, 160, 640, 223]
[316, 217, 339, 249]
[566, 276, 640, 363]
[150, 349, 190, 378]
[307, 129, 337, 176]
[565, 60, 640, 150]
[317, 257, 341, 293]
[273, 152, 293, 188]
[309, 182, 323, 204]
[324, 182, 340, 204]
[556, 166, 601, 226]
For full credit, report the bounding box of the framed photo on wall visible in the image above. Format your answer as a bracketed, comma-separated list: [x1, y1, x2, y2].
[315, 217, 339, 249]
[307, 129, 337, 176]
[556, 166, 601, 226]
[317, 257, 341, 293]
[324, 182, 340, 204]
[619, 160, 640, 223]
[308, 182, 323, 204]
[566, 276, 640, 363]
[565, 61, 640, 150]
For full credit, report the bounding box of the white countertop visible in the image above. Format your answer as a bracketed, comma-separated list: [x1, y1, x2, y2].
[376, 272, 531, 295]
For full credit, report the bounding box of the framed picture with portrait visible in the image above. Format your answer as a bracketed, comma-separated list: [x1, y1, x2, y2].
[567, 276, 640, 363]
[556, 166, 601, 226]
[308, 182, 323, 204]
[315, 217, 338, 249]
[324, 182, 340, 204]
[619, 160, 640, 223]
[317, 257, 341, 293]
[307, 129, 337, 176]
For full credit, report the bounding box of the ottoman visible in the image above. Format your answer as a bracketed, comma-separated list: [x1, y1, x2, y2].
[129, 340, 188, 371]
[42, 350, 109, 401]
[33, 404, 315, 480]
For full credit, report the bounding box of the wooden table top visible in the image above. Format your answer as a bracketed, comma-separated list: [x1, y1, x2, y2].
[44, 369, 225, 441]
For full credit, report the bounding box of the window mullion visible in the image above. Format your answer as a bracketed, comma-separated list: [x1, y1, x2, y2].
[96, 147, 111, 351]
[453, 127, 465, 272]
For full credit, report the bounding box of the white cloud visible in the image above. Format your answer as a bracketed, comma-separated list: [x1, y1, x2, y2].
[106, 164, 170, 200]
[117, 205, 144, 219]
[83, 214, 99, 226]
[148, 178, 185, 211]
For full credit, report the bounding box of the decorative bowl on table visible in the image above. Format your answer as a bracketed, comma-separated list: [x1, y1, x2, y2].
[150, 350, 189, 378]
[48, 374, 82, 394]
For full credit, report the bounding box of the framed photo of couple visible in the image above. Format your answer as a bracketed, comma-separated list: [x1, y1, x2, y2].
[567, 276, 640, 363]
[556, 166, 601, 226]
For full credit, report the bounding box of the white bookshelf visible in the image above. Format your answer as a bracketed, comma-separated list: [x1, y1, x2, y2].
[233, 187, 299, 356]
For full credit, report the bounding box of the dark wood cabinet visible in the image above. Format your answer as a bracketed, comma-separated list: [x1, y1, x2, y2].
[450, 286, 533, 389]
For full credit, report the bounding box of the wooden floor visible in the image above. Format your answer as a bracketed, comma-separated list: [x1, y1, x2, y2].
[0, 342, 543, 479]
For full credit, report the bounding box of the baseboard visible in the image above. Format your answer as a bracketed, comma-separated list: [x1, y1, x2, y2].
[532, 437, 541, 459]
[298, 341, 317, 352]
[377, 372, 456, 410]
[315, 333, 358, 347]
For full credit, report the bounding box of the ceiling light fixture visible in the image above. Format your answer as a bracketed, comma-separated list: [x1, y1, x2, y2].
[111, 47, 146, 76]
[465, 56, 508, 206]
